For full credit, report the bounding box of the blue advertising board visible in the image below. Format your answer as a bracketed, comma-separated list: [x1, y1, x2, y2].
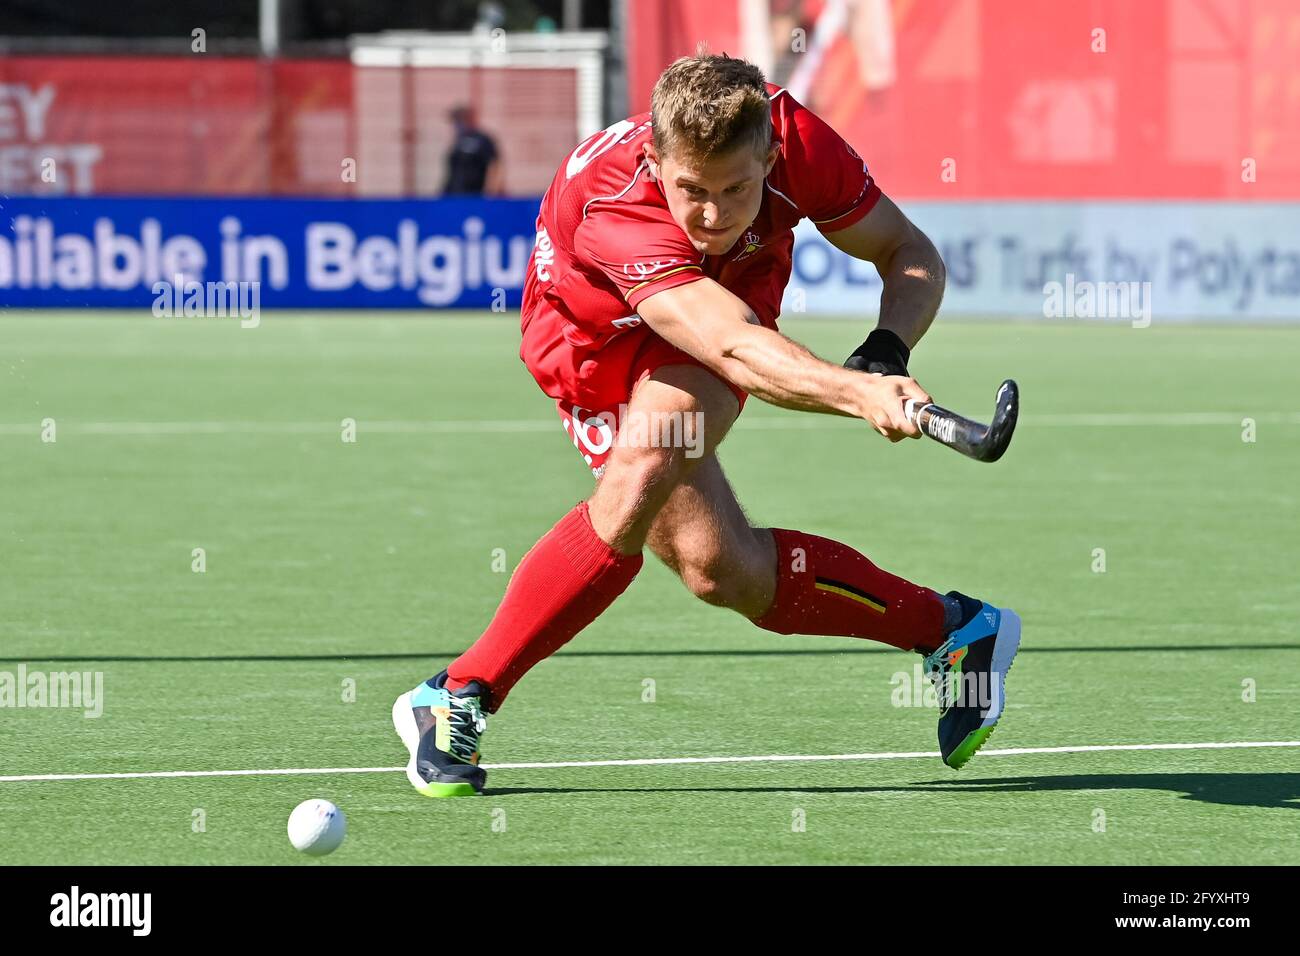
[4, 196, 1298, 320]
[0, 196, 540, 309]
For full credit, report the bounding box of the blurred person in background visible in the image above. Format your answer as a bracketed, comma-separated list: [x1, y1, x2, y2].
[443, 105, 502, 196]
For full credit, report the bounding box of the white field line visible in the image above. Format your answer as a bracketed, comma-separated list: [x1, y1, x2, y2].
[2, 740, 1297, 784]
[0, 412, 1297, 436]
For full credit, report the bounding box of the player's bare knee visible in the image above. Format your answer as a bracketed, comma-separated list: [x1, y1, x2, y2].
[683, 567, 769, 617]
[619, 440, 696, 495]
[679, 558, 767, 615]
[591, 444, 690, 537]
[680, 563, 737, 608]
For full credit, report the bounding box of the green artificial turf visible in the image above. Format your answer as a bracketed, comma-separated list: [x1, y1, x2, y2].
[1, 312, 1296, 864]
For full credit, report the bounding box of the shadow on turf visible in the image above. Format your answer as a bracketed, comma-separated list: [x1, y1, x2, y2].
[910, 774, 1300, 810]
[479, 774, 1300, 810]
[4, 644, 1300, 663]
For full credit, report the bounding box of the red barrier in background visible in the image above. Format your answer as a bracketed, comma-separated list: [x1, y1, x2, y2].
[626, 0, 1300, 199]
[0, 57, 351, 196]
[0, 55, 579, 197]
[5, 2, 1298, 201]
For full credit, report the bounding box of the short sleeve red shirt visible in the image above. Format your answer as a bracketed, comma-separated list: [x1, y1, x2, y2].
[572, 206, 702, 313]
[520, 84, 879, 386]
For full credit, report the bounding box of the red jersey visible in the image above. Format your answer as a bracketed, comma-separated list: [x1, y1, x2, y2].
[519, 85, 878, 471]
[522, 83, 877, 345]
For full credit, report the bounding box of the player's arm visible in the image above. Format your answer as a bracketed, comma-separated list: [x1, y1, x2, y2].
[822, 193, 946, 375]
[636, 278, 928, 440]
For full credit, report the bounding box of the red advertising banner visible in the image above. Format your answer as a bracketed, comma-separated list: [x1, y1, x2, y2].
[0, 57, 353, 196]
[625, 0, 1300, 199]
[6, 2, 1298, 201]
[0, 55, 578, 197]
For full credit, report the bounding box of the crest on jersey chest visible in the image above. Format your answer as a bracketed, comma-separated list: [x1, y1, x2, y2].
[732, 230, 765, 262]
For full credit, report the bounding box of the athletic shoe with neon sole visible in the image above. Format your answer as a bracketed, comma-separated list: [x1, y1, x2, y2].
[391, 670, 488, 797]
[923, 592, 1021, 769]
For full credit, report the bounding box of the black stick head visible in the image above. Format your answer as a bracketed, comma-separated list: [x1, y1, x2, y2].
[979, 379, 1019, 462]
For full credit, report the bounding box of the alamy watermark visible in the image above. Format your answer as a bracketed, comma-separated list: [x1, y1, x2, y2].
[50, 886, 150, 936]
[152, 274, 261, 328]
[0, 664, 104, 718]
[564, 404, 706, 460]
[1043, 273, 1151, 327]
[890, 661, 1000, 711]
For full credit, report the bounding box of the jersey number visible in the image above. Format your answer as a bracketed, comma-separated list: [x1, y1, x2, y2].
[565, 120, 638, 179]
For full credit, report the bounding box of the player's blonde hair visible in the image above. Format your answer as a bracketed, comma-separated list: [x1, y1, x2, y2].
[650, 51, 772, 163]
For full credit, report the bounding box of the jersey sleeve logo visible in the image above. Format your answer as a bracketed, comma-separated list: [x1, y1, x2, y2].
[621, 257, 692, 279]
[533, 227, 556, 282]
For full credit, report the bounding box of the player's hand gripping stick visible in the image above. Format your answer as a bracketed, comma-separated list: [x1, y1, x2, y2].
[903, 379, 1019, 463]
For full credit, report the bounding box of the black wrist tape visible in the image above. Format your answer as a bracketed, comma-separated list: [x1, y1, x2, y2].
[844, 328, 911, 377]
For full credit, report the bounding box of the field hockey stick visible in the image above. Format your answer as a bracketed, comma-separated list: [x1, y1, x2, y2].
[904, 379, 1019, 463]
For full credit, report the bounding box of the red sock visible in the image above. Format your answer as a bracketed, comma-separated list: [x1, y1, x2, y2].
[754, 528, 945, 653]
[446, 502, 642, 710]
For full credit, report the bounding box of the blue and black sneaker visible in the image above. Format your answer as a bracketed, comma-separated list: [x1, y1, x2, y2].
[923, 592, 1022, 769]
[391, 670, 488, 797]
